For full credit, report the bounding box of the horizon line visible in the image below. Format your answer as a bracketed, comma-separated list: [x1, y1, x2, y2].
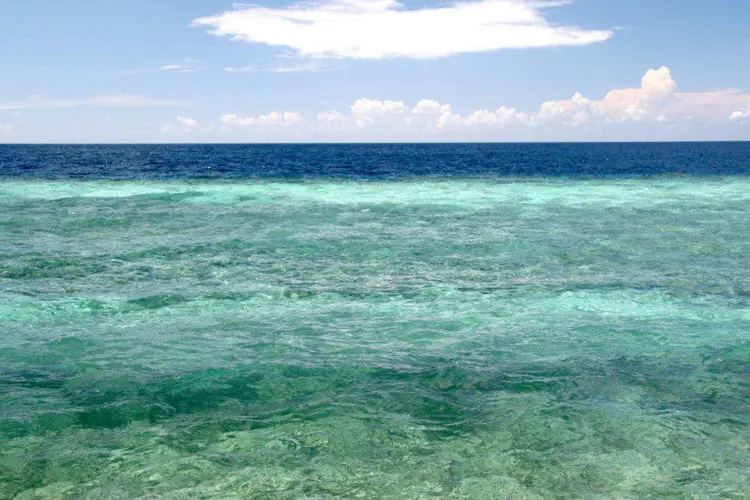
[2, 140, 750, 146]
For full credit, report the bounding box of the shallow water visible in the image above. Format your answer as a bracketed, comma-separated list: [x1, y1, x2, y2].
[1, 176, 750, 498]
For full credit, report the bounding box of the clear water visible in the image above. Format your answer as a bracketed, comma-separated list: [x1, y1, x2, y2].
[1, 144, 750, 498]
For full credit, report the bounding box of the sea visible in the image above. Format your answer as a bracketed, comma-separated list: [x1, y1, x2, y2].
[1, 142, 750, 499]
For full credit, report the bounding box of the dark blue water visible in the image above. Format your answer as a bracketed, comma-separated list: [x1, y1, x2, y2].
[1, 142, 749, 179]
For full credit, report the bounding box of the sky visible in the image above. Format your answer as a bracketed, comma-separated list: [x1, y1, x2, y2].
[1, 0, 750, 143]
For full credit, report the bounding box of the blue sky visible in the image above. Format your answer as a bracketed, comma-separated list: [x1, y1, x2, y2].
[1, 0, 749, 142]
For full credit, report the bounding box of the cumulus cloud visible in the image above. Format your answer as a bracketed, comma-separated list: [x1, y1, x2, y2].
[350, 98, 409, 126]
[411, 99, 451, 117]
[469, 106, 531, 127]
[592, 66, 677, 121]
[731, 110, 750, 121]
[192, 0, 613, 60]
[539, 67, 750, 125]
[220, 111, 304, 128]
[334, 97, 529, 131]
[534, 92, 600, 125]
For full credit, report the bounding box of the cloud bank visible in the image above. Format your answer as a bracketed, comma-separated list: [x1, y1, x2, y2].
[214, 66, 750, 141]
[193, 0, 613, 59]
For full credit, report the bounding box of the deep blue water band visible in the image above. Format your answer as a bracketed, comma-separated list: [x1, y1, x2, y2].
[2, 142, 750, 179]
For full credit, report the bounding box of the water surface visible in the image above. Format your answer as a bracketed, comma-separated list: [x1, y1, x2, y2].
[1, 144, 750, 498]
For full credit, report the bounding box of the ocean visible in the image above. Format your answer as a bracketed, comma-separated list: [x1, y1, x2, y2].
[1, 143, 750, 498]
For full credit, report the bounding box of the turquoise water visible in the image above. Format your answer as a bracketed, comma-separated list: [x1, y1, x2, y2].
[1, 178, 750, 498]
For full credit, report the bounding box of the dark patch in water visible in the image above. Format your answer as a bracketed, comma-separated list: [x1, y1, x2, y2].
[0, 258, 107, 279]
[50, 336, 88, 353]
[283, 289, 317, 299]
[674, 466, 719, 485]
[705, 343, 750, 374]
[125, 294, 192, 310]
[0, 368, 71, 390]
[120, 239, 255, 262]
[155, 368, 263, 413]
[68, 368, 265, 429]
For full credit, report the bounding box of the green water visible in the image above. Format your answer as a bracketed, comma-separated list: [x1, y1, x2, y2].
[1, 179, 750, 499]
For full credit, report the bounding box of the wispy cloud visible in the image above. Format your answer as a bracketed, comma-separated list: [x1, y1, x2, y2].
[161, 64, 188, 71]
[223, 66, 255, 73]
[160, 58, 200, 73]
[272, 61, 324, 73]
[0, 95, 189, 110]
[84, 96, 189, 107]
[223, 60, 326, 73]
[193, 0, 613, 60]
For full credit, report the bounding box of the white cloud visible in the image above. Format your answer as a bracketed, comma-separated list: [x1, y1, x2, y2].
[410, 100, 464, 130]
[533, 92, 603, 126]
[535, 67, 750, 126]
[730, 110, 749, 121]
[177, 116, 199, 128]
[592, 66, 677, 121]
[220, 111, 304, 128]
[341, 97, 530, 131]
[468, 106, 530, 127]
[351, 98, 408, 126]
[411, 99, 451, 117]
[192, 0, 613, 60]
[641, 66, 678, 98]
